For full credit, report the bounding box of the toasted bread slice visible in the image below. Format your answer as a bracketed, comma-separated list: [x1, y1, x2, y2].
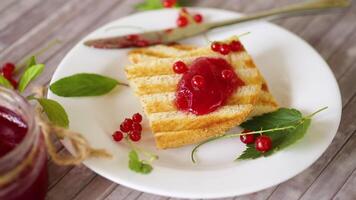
[126, 38, 266, 149]
[128, 42, 279, 118]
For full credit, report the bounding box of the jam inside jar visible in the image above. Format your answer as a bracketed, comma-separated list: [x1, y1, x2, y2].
[0, 87, 48, 200]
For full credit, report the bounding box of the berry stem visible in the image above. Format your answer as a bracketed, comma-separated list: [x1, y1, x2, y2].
[305, 106, 328, 119]
[191, 125, 295, 163]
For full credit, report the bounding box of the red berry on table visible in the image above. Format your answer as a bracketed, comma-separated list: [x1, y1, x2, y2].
[123, 118, 133, 127]
[162, 0, 176, 8]
[239, 129, 255, 144]
[173, 61, 188, 74]
[132, 122, 142, 132]
[112, 131, 124, 142]
[1, 62, 15, 74]
[211, 42, 221, 52]
[129, 131, 141, 142]
[193, 14, 203, 23]
[177, 16, 188, 27]
[221, 69, 234, 80]
[219, 43, 231, 55]
[229, 40, 243, 52]
[255, 135, 272, 152]
[191, 75, 205, 90]
[132, 113, 142, 123]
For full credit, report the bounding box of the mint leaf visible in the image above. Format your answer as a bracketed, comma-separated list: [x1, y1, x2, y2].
[135, 0, 164, 11]
[18, 64, 45, 92]
[0, 75, 13, 89]
[49, 73, 119, 97]
[241, 108, 302, 130]
[26, 56, 37, 69]
[128, 150, 153, 174]
[36, 98, 69, 128]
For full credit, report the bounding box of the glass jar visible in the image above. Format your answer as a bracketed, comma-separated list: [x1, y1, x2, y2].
[0, 86, 48, 200]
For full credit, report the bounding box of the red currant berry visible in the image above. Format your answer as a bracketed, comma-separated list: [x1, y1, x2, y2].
[255, 135, 272, 152]
[211, 42, 221, 52]
[173, 61, 188, 74]
[132, 122, 142, 132]
[132, 113, 142, 123]
[129, 131, 141, 142]
[193, 14, 203, 23]
[219, 43, 231, 55]
[8, 77, 18, 88]
[120, 118, 133, 132]
[239, 129, 255, 144]
[177, 16, 188, 27]
[221, 69, 234, 80]
[112, 131, 124, 142]
[1, 62, 15, 76]
[191, 75, 205, 90]
[229, 40, 243, 52]
[162, 0, 176, 8]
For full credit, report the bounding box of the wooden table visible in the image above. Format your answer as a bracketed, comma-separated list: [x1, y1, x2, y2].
[1, 0, 355, 199]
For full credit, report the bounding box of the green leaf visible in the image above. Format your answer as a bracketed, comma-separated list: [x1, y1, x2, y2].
[237, 118, 311, 160]
[128, 150, 153, 174]
[0, 75, 13, 89]
[36, 98, 69, 128]
[18, 64, 45, 92]
[241, 108, 302, 130]
[135, 0, 164, 11]
[49, 73, 119, 97]
[26, 56, 37, 69]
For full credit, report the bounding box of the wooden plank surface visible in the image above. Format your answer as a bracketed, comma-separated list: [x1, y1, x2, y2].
[0, 0, 355, 200]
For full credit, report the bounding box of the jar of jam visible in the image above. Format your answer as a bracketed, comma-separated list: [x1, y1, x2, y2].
[0, 86, 48, 200]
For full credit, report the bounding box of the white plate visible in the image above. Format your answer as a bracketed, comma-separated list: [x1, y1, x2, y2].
[48, 8, 342, 199]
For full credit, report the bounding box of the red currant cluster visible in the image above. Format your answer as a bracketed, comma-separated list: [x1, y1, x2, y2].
[211, 40, 244, 55]
[176, 8, 203, 28]
[240, 130, 272, 153]
[1, 62, 17, 88]
[112, 113, 143, 142]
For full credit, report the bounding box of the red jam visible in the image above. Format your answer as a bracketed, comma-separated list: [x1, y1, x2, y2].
[0, 106, 28, 157]
[175, 57, 245, 115]
[0, 106, 48, 200]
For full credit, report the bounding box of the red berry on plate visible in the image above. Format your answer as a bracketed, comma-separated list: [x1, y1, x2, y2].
[229, 40, 243, 52]
[211, 42, 221, 52]
[191, 75, 205, 90]
[120, 118, 133, 132]
[221, 69, 234, 80]
[132, 122, 142, 132]
[193, 14, 203, 23]
[162, 0, 176, 8]
[112, 131, 124, 142]
[255, 135, 272, 152]
[173, 61, 188, 74]
[239, 129, 255, 144]
[177, 16, 188, 27]
[219, 43, 231, 55]
[129, 131, 141, 142]
[132, 113, 142, 123]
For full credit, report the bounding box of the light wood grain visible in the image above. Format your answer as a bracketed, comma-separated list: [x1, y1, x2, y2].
[1, 0, 355, 199]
